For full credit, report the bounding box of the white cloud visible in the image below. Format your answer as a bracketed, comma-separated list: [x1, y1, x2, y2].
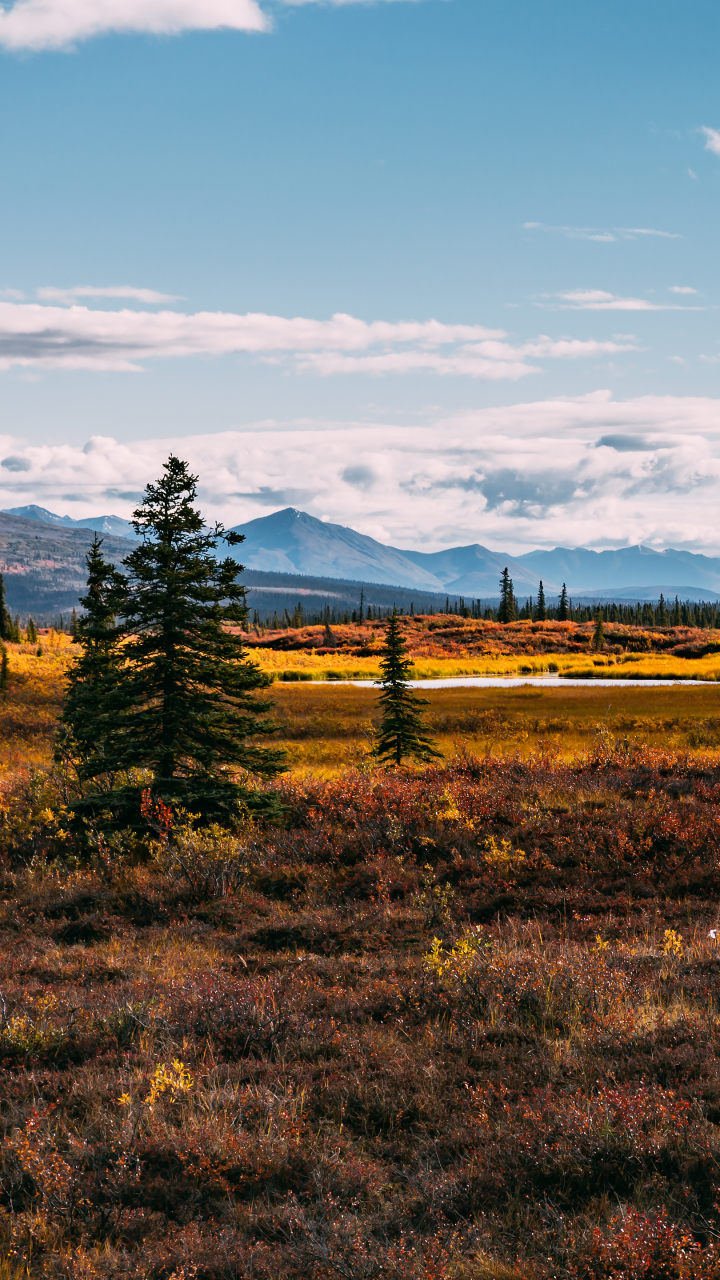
[0, 0, 417, 51]
[669, 286, 698, 295]
[299, 336, 637, 380]
[524, 223, 617, 243]
[615, 227, 682, 239]
[524, 222, 681, 243]
[0, 0, 269, 50]
[37, 285, 181, 304]
[0, 298, 636, 379]
[2, 393, 720, 554]
[701, 126, 720, 157]
[556, 289, 700, 312]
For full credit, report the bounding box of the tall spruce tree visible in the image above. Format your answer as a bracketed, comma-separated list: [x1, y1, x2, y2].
[498, 568, 516, 624]
[56, 536, 127, 785]
[0, 574, 10, 641]
[558, 583, 569, 621]
[375, 612, 441, 767]
[535, 580, 547, 621]
[68, 457, 286, 828]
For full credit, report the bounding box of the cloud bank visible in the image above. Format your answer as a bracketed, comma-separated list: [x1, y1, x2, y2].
[0, 0, 416, 51]
[0, 298, 636, 378]
[2, 393, 720, 555]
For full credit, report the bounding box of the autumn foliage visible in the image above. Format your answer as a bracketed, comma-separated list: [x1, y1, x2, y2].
[1, 739, 720, 1276]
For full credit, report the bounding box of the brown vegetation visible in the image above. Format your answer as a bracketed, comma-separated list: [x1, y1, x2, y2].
[244, 616, 720, 662]
[3, 744, 720, 1276]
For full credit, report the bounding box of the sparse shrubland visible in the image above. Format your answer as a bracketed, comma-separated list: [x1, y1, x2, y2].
[2, 743, 720, 1276]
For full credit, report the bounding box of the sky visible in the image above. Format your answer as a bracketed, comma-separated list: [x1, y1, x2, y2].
[1, 0, 720, 553]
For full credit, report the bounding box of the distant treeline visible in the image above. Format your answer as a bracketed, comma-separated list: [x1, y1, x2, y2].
[250, 591, 720, 630]
[6, 592, 720, 636]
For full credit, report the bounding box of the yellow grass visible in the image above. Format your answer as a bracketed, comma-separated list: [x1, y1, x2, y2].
[253, 645, 720, 682]
[0, 631, 73, 775]
[4, 631, 720, 780]
[266, 681, 720, 776]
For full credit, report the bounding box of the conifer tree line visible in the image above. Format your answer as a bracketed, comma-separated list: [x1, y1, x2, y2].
[248, 584, 720, 630]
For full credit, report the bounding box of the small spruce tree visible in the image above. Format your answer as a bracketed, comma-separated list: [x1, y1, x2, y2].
[535, 580, 547, 622]
[56, 536, 127, 786]
[557, 583, 569, 622]
[657, 593, 668, 626]
[0, 643, 7, 696]
[375, 613, 441, 767]
[498, 568, 516, 624]
[26, 618, 38, 644]
[592, 612, 605, 651]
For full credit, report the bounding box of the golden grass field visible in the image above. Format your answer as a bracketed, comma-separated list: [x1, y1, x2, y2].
[4, 630, 720, 778]
[252, 643, 720, 683]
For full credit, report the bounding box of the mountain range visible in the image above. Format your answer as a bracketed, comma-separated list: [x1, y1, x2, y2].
[226, 507, 720, 601]
[4, 505, 136, 540]
[3, 502, 720, 616]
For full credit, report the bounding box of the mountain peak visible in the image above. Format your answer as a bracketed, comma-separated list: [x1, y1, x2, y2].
[2, 505, 136, 539]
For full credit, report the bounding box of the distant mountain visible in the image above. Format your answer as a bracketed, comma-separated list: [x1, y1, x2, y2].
[570, 585, 720, 604]
[0, 511, 135, 616]
[231, 510, 720, 599]
[400, 543, 552, 596]
[3, 505, 137, 540]
[517, 545, 720, 594]
[6, 501, 720, 616]
[228, 508, 446, 591]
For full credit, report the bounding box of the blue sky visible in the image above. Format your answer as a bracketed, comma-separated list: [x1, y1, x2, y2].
[1, 0, 720, 553]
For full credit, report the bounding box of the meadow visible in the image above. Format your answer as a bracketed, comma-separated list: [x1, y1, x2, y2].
[4, 630, 720, 1276]
[243, 617, 720, 685]
[3, 631, 720, 778]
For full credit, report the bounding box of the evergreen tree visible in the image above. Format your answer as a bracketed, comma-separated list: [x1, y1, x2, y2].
[672, 596, 681, 627]
[0, 644, 7, 696]
[68, 458, 286, 828]
[498, 568, 516, 624]
[0, 574, 10, 641]
[375, 613, 441, 767]
[657, 593, 668, 626]
[26, 618, 38, 644]
[56, 536, 126, 783]
[557, 584, 569, 622]
[592, 612, 605, 651]
[535, 580, 547, 622]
